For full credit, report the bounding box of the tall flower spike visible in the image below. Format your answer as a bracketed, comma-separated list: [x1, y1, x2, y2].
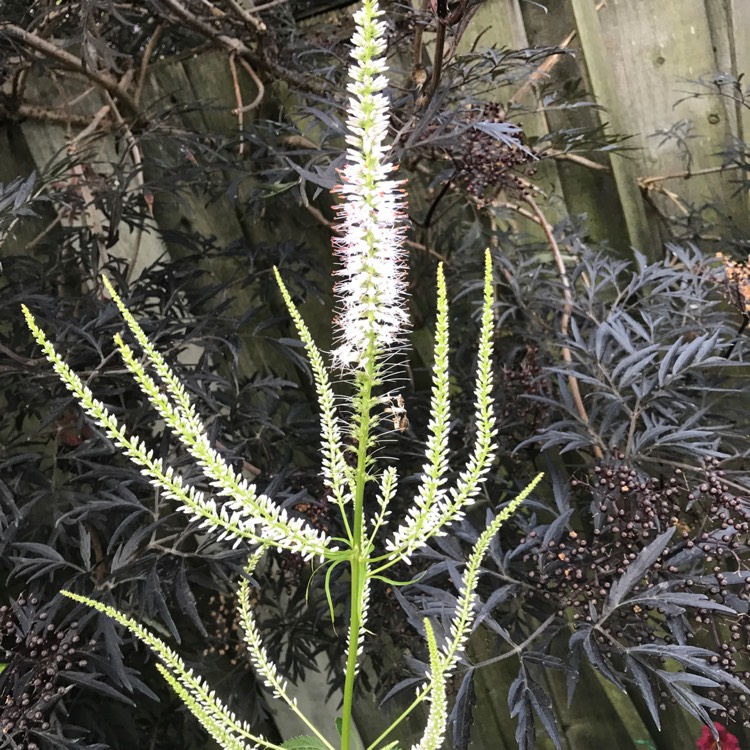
[61, 591, 273, 750]
[22, 305, 333, 562]
[332, 0, 408, 371]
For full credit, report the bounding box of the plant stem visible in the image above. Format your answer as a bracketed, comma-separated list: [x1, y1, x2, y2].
[341, 352, 377, 750]
[341, 553, 368, 749]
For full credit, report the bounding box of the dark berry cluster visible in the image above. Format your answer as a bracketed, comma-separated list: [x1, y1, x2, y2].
[0, 595, 88, 749]
[203, 590, 248, 665]
[515, 457, 749, 725]
[716, 251, 750, 316]
[449, 102, 537, 202]
[498, 344, 549, 449]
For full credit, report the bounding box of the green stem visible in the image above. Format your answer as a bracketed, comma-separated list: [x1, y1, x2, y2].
[342, 553, 368, 750]
[366, 686, 431, 750]
[341, 351, 377, 750]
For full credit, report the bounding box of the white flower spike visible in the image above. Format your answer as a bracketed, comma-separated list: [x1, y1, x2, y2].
[332, 0, 409, 371]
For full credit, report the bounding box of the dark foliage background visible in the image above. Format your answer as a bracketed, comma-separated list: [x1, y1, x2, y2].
[1, 1, 749, 749]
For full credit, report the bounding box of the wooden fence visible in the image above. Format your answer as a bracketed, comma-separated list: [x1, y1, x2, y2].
[448, 0, 750, 256]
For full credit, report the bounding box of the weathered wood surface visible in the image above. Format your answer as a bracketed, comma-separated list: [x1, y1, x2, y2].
[455, 0, 749, 257]
[3, 0, 747, 264]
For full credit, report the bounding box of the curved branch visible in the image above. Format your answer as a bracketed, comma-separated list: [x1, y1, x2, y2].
[1, 23, 140, 117]
[523, 194, 605, 460]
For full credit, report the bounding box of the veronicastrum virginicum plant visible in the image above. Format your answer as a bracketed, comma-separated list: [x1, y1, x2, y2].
[23, 1, 542, 748]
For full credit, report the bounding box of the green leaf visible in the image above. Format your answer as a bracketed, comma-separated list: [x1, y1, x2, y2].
[281, 737, 330, 750]
[0, 662, 7, 675]
[335, 718, 343, 737]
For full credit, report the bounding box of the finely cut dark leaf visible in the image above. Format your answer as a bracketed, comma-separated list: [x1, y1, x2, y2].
[449, 668, 476, 750]
[605, 528, 675, 613]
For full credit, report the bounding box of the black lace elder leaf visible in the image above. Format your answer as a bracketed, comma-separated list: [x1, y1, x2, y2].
[10, 541, 85, 582]
[624, 653, 661, 729]
[603, 527, 675, 615]
[618, 642, 750, 729]
[448, 667, 475, 750]
[658, 331, 724, 388]
[625, 587, 736, 617]
[628, 645, 750, 696]
[3, 238, 329, 747]
[508, 668, 535, 750]
[661, 679, 725, 727]
[145, 567, 180, 642]
[472, 584, 518, 632]
[509, 663, 561, 750]
[569, 627, 625, 690]
[610, 345, 660, 390]
[175, 560, 209, 637]
[634, 422, 720, 456]
[540, 508, 575, 551]
[471, 121, 536, 158]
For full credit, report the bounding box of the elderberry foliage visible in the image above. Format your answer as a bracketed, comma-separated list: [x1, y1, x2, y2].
[0, 235, 337, 748]
[0, 593, 99, 750]
[3, 2, 749, 749]
[388, 242, 750, 750]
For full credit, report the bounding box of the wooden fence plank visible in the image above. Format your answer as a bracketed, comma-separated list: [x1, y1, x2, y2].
[568, 0, 661, 256]
[572, 0, 746, 254]
[516, 0, 630, 250]
[730, 0, 750, 146]
[17, 75, 169, 280]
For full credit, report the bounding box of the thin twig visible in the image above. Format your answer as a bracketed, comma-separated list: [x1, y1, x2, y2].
[68, 103, 111, 142]
[104, 92, 147, 283]
[472, 614, 556, 670]
[62, 85, 99, 109]
[134, 22, 164, 105]
[524, 194, 604, 460]
[222, 0, 267, 33]
[237, 57, 265, 112]
[1, 23, 140, 117]
[491, 200, 540, 225]
[228, 52, 245, 155]
[26, 215, 62, 253]
[510, 30, 577, 107]
[404, 238, 447, 263]
[545, 149, 611, 172]
[638, 163, 739, 188]
[249, 0, 291, 11]
[8, 104, 97, 128]
[304, 203, 332, 228]
[642, 183, 690, 216]
[0, 342, 41, 368]
[424, 0, 471, 105]
[156, 0, 325, 96]
[427, 20, 447, 105]
[509, 0, 608, 107]
[412, 0, 429, 83]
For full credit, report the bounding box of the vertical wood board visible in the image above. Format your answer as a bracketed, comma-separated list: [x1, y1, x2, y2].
[580, 0, 743, 239]
[570, 0, 663, 255]
[17, 74, 168, 279]
[730, 0, 750, 145]
[516, 0, 630, 250]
